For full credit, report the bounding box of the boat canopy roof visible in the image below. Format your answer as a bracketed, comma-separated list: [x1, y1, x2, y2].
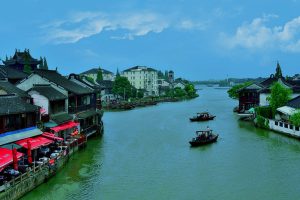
[197, 112, 209, 114]
[196, 130, 212, 133]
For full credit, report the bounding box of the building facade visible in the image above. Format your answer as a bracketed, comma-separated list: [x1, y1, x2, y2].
[122, 66, 158, 96]
[238, 62, 300, 112]
[2, 49, 42, 72]
[17, 69, 102, 137]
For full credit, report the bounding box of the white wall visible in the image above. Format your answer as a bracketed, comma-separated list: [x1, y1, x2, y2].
[259, 93, 269, 106]
[269, 119, 300, 138]
[28, 91, 49, 114]
[174, 83, 185, 89]
[260, 93, 300, 106]
[123, 69, 158, 96]
[16, 74, 69, 110]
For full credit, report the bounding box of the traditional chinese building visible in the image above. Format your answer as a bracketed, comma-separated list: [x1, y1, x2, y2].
[0, 94, 41, 145]
[17, 69, 103, 137]
[238, 62, 300, 112]
[3, 49, 42, 72]
[0, 65, 28, 84]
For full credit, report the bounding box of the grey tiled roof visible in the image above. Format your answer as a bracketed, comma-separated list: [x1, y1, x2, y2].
[29, 84, 67, 101]
[0, 79, 29, 98]
[123, 66, 157, 72]
[0, 94, 38, 115]
[3, 50, 41, 65]
[287, 96, 300, 109]
[81, 68, 114, 75]
[97, 80, 113, 89]
[34, 70, 93, 95]
[51, 112, 73, 124]
[0, 66, 28, 80]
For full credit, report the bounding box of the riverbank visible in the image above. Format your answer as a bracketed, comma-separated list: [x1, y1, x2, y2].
[0, 124, 103, 200]
[21, 87, 300, 200]
[102, 95, 199, 111]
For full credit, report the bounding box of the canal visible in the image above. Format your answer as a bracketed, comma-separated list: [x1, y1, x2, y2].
[22, 87, 300, 200]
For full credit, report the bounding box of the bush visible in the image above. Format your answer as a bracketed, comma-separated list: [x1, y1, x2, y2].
[256, 115, 269, 129]
[255, 106, 273, 119]
[290, 110, 300, 127]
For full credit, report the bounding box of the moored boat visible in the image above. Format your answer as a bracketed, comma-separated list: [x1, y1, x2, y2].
[190, 112, 215, 122]
[189, 130, 218, 147]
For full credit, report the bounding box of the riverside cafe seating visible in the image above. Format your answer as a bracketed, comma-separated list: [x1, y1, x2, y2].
[0, 147, 23, 186]
[0, 134, 65, 188]
[48, 121, 85, 147]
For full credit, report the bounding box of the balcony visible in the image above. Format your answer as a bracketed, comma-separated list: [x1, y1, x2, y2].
[81, 124, 100, 137]
[68, 104, 96, 114]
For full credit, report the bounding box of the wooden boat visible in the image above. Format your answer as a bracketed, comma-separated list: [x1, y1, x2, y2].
[190, 112, 215, 122]
[189, 130, 218, 147]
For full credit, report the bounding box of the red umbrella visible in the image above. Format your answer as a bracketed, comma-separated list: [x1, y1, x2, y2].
[27, 140, 32, 164]
[12, 148, 18, 170]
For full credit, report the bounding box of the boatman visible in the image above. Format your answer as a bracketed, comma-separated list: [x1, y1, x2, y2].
[206, 126, 211, 137]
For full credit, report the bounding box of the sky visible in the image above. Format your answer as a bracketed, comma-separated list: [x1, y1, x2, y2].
[1, 0, 300, 80]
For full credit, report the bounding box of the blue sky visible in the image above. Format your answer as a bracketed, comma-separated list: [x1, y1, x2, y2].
[1, 0, 300, 80]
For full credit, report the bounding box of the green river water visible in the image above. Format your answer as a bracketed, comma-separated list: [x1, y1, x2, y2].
[21, 87, 300, 200]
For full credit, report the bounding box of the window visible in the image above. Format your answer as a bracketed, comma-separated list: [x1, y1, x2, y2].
[279, 122, 283, 127]
[290, 125, 294, 130]
[275, 121, 278, 126]
[296, 127, 300, 131]
[284, 124, 288, 128]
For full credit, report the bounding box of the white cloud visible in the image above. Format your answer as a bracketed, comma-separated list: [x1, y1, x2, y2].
[43, 11, 169, 44]
[221, 15, 300, 52]
[177, 19, 208, 30]
[42, 11, 207, 44]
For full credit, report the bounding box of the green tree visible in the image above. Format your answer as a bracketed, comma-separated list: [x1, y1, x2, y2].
[39, 56, 44, 69]
[184, 83, 197, 97]
[227, 82, 252, 99]
[290, 111, 300, 127]
[43, 57, 48, 70]
[174, 87, 186, 97]
[137, 89, 144, 99]
[85, 76, 95, 84]
[23, 56, 32, 74]
[275, 62, 283, 78]
[267, 82, 292, 116]
[116, 68, 120, 77]
[112, 76, 135, 100]
[23, 64, 32, 74]
[97, 68, 103, 81]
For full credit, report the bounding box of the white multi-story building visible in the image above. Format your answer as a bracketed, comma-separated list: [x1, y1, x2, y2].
[122, 66, 158, 96]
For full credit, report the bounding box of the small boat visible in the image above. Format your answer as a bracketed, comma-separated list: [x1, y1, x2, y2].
[190, 112, 215, 122]
[189, 130, 218, 147]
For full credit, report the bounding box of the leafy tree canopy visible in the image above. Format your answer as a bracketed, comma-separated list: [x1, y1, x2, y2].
[97, 68, 103, 81]
[267, 82, 292, 116]
[112, 76, 136, 100]
[227, 82, 252, 99]
[290, 111, 300, 127]
[184, 83, 197, 97]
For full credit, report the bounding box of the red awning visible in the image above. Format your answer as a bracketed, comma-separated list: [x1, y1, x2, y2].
[42, 132, 64, 141]
[15, 136, 54, 150]
[50, 121, 79, 133]
[0, 148, 23, 170]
